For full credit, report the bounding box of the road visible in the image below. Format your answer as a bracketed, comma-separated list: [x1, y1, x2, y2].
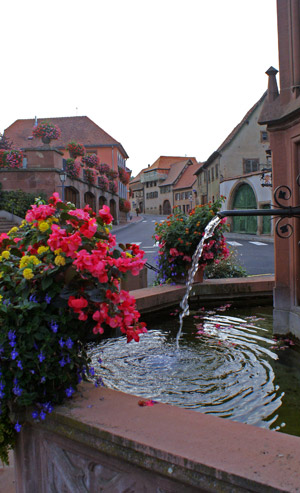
[113, 214, 274, 286]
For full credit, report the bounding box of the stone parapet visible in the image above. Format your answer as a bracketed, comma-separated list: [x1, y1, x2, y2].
[14, 384, 300, 492]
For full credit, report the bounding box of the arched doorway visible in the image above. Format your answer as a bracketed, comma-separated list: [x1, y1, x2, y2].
[109, 199, 117, 224]
[99, 196, 107, 209]
[232, 183, 257, 234]
[84, 192, 96, 212]
[162, 200, 171, 215]
[65, 187, 80, 207]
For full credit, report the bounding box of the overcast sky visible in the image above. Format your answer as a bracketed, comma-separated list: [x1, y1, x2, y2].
[1, 0, 278, 176]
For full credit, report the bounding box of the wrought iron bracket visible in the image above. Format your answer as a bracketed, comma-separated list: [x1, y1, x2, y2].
[218, 174, 300, 239]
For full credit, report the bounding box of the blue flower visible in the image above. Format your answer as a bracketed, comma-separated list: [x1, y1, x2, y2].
[89, 367, 95, 377]
[50, 320, 58, 333]
[13, 384, 22, 396]
[3, 299, 11, 305]
[59, 338, 64, 348]
[40, 377, 46, 383]
[66, 337, 73, 349]
[11, 349, 18, 360]
[29, 295, 38, 303]
[45, 294, 51, 304]
[32, 410, 39, 419]
[59, 358, 66, 367]
[8, 330, 16, 341]
[9, 341, 16, 348]
[40, 411, 46, 420]
[14, 422, 22, 433]
[43, 402, 53, 414]
[0, 390, 5, 399]
[65, 386, 74, 398]
[17, 360, 23, 370]
[38, 351, 45, 363]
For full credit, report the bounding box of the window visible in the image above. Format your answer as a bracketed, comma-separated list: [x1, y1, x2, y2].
[215, 164, 218, 178]
[243, 159, 259, 173]
[198, 174, 202, 186]
[211, 168, 214, 181]
[260, 131, 269, 142]
[208, 170, 211, 183]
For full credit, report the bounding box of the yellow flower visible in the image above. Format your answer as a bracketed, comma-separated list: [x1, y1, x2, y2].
[0, 295, 2, 302]
[37, 246, 49, 255]
[29, 255, 40, 265]
[8, 226, 18, 234]
[0, 256, 2, 262]
[54, 255, 66, 266]
[38, 221, 50, 232]
[0, 272, 3, 278]
[54, 248, 62, 255]
[23, 268, 34, 280]
[2, 251, 10, 260]
[125, 252, 133, 258]
[105, 227, 110, 234]
[19, 255, 30, 269]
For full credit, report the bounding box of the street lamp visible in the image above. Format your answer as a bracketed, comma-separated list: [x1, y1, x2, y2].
[59, 169, 67, 202]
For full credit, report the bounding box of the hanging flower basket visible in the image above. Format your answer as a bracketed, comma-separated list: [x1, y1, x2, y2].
[84, 168, 97, 184]
[118, 167, 130, 185]
[107, 169, 118, 180]
[98, 174, 109, 191]
[0, 194, 147, 464]
[66, 141, 85, 159]
[109, 180, 118, 194]
[81, 154, 99, 168]
[65, 158, 81, 179]
[119, 198, 131, 213]
[0, 149, 23, 169]
[32, 122, 61, 142]
[96, 163, 110, 175]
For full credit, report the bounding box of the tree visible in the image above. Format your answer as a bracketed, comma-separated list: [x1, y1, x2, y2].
[0, 133, 13, 150]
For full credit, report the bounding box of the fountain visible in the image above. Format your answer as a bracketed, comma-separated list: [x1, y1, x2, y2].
[13, 3, 300, 491]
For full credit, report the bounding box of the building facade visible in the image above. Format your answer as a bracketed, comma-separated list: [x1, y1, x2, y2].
[129, 156, 199, 215]
[3, 116, 130, 223]
[194, 93, 273, 235]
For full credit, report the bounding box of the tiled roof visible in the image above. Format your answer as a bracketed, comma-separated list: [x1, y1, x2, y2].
[159, 161, 187, 186]
[4, 116, 129, 158]
[129, 168, 147, 184]
[217, 92, 267, 152]
[173, 161, 201, 190]
[148, 155, 197, 171]
[204, 92, 267, 165]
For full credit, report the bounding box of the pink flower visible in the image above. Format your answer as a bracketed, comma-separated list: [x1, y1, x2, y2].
[98, 205, 113, 225]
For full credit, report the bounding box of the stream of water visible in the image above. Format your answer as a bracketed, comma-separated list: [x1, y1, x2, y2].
[176, 215, 221, 348]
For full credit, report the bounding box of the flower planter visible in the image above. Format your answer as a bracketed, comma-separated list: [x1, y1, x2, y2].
[174, 267, 204, 284]
[42, 136, 51, 144]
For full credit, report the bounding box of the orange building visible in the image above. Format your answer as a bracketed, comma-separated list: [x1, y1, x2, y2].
[3, 116, 130, 223]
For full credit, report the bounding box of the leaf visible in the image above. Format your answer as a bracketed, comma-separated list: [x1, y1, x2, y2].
[9, 247, 22, 258]
[64, 266, 78, 285]
[41, 276, 53, 291]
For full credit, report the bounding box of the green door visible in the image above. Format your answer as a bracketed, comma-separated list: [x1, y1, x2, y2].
[262, 204, 271, 235]
[232, 184, 257, 234]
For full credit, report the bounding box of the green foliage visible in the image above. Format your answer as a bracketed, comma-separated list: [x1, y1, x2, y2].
[0, 189, 47, 218]
[204, 247, 247, 279]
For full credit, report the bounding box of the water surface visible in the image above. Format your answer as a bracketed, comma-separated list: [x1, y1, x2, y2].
[89, 305, 300, 437]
